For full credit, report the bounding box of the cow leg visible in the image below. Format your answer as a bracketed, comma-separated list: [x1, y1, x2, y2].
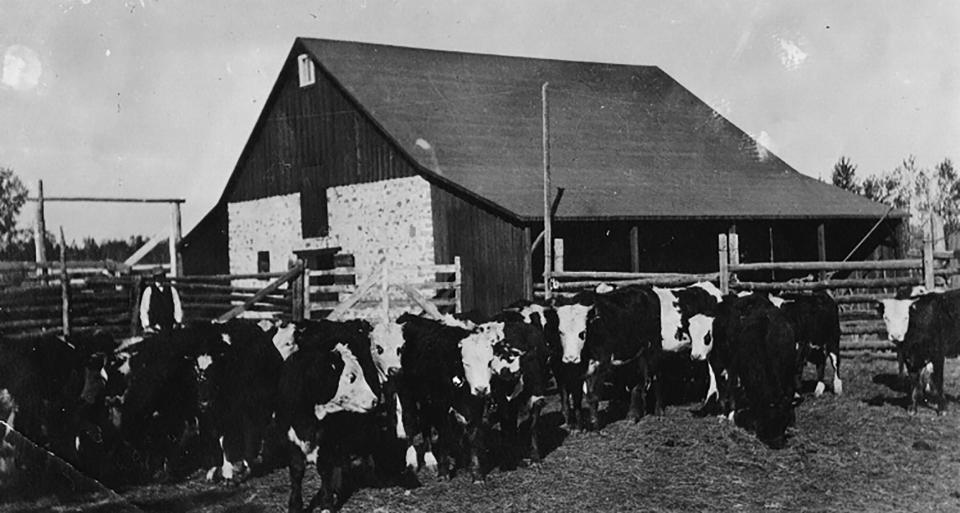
[908, 370, 922, 415]
[829, 352, 843, 395]
[569, 379, 584, 433]
[933, 356, 947, 415]
[527, 395, 545, 465]
[434, 409, 455, 480]
[627, 362, 646, 422]
[287, 445, 306, 513]
[307, 458, 338, 513]
[583, 361, 602, 430]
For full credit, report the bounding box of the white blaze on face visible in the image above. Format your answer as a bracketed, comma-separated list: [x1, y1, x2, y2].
[654, 287, 687, 352]
[371, 322, 404, 381]
[688, 314, 715, 361]
[690, 281, 723, 301]
[879, 298, 916, 342]
[556, 304, 591, 364]
[459, 323, 499, 396]
[272, 323, 298, 360]
[314, 344, 378, 420]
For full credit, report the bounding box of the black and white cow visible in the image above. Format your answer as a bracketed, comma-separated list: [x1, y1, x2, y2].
[486, 309, 550, 469]
[711, 293, 799, 449]
[277, 330, 381, 513]
[899, 289, 960, 414]
[0, 331, 114, 489]
[773, 292, 842, 397]
[878, 285, 940, 377]
[554, 285, 662, 430]
[653, 281, 723, 406]
[394, 313, 504, 483]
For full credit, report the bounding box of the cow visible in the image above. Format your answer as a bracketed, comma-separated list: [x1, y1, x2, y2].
[899, 289, 960, 415]
[102, 324, 229, 482]
[394, 313, 504, 483]
[773, 292, 842, 397]
[0, 331, 114, 490]
[277, 326, 381, 513]
[200, 319, 290, 483]
[654, 281, 723, 407]
[554, 284, 662, 430]
[878, 285, 941, 377]
[485, 310, 550, 469]
[710, 293, 799, 449]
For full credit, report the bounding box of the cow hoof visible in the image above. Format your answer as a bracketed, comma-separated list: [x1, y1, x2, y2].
[423, 451, 438, 475]
[205, 467, 218, 482]
[833, 379, 843, 396]
[813, 382, 826, 397]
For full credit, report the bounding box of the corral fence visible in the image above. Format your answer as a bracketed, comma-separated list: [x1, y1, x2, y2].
[537, 233, 960, 353]
[0, 254, 463, 339]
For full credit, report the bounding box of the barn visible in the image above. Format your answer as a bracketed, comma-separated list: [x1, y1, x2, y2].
[181, 38, 905, 317]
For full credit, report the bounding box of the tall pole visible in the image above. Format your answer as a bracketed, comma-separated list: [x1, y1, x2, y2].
[542, 82, 552, 300]
[169, 201, 182, 277]
[34, 180, 46, 278]
[59, 227, 71, 337]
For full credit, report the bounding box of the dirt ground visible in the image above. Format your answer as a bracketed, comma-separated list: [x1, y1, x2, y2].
[4, 349, 960, 513]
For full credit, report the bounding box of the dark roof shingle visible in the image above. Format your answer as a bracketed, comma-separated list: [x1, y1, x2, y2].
[301, 38, 899, 220]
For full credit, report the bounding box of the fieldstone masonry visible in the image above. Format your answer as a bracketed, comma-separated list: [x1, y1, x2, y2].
[228, 176, 437, 313]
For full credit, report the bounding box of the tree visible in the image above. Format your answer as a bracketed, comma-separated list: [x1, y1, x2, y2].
[0, 167, 28, 244]
[831, 156, 860, 194]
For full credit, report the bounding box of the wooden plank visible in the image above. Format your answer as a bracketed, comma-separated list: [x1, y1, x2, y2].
[308, 267, 357, 277]
[398, 284, 444, 319]
[454, 256, 462, 313]
[390, 264, 460, 274]
[729, 259, 922, 272]
[291, 260, 304, 322]
[834, 294, 894, 304]
[630, 226, 640, 273]
[59, 227, 70, 337]
[326, 264, 383, 320]
[171, 272, 289, 282]
[817, 223, 827, 281]
[215, 263, 304, 323]
[550, 274, 721, 291]
[124, 232, 167, 266]
[309, 284, 358, 294]
[841, 339, 896, 351]
[26, 196, 185, 204]
[719, 233, 729, 295]
[733, 276, 921, 292]
[551, 271, 720, 280]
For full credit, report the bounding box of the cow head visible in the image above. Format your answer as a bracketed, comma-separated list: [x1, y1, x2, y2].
[459, 323, 500, 397]
[688, 314, 715, 361]
[556, 303, 592, 364]
[314, 343, 379, 420]
[371, 322, 404, 380]
[878, 298, 916, 343]
[271, 322, 298, 361]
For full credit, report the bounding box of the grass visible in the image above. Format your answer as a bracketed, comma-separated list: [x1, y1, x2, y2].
[4, 349, 960, 513]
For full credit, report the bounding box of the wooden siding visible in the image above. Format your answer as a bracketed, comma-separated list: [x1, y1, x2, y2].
[227, 46, 415, 205]
[181, 203, 229, 275]
[432, 183, 527, 316]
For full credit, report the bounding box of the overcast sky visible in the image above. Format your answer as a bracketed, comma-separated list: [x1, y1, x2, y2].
[1, 0, 958, 241]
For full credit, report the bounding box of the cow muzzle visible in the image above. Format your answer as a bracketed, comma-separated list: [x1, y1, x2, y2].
[387, 366, 401, 378]
[471, 385, 490, 397]
[562, 354, 581, 364]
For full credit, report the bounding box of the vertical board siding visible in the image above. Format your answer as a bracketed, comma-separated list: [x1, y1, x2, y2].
[432, 184, 526, 317]
[227, 51, 415, 205]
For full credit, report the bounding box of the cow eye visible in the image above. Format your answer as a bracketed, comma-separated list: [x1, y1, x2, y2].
[376, 345, 384, 355]
[578, 331, 586, 340]
[349, 373, 357, 384]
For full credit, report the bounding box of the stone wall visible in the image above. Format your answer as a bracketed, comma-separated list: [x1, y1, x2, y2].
[227, 176, 438, 317]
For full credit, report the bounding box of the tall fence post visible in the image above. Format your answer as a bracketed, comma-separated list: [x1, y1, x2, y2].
[59, 227, 71, 337]
[817, 223, 827, 281]
[35, 180, 47, 279]
[718, 233, 729, 294]
[729, 232, 739, 281]
[169, 202, 182, 277]
[553, 238, 564, 273]
[454, 256, 462, 313]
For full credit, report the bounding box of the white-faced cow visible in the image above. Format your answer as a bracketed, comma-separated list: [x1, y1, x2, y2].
[878, 285, 941, 377]
[554, 285, 662, 430]
[278, 319, 381, 513]
[899, 289, 960, 415]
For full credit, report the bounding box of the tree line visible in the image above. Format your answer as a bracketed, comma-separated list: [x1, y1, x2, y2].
[831, 155, 958, 251]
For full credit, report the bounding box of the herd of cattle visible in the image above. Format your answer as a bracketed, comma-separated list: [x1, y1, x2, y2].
[0, 280, 956, 512]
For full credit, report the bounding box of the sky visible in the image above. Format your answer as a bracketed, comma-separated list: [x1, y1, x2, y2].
[1, 0, 958, 241]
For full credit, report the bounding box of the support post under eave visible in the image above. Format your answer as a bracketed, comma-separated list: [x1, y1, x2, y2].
[35, 180, 46, 278]
[817, 223, 827, 281]
[630, 226, 640, 273]
[542, 82, 552, 300]
[59, 227, 71, 337]
[523, 226, 533, 300]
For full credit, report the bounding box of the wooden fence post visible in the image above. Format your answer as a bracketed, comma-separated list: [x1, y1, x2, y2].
[553, 238, 564, 273]
[35, 180, 46, 279]
[130, 275, 143, 336]
[291, 260, 305, 322]
[924, 223, 935, 290]
[169, 202, 182, 277]
[817, 223, 827, 281]
[718, 233, 729, 294]
[59, 227, 70, 337]
[454, 256, 462, 313]
[729, 232, 740, 280]
[630, 226, 640, 273]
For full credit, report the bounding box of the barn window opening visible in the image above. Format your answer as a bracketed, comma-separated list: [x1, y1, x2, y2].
[257, 251, 270, 273]
[298, 54, 315, 87]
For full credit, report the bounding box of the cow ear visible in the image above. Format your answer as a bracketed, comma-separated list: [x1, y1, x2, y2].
[874, 301, 885, 315]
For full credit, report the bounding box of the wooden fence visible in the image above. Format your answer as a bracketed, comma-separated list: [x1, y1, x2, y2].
[536, 233, 959, 352]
